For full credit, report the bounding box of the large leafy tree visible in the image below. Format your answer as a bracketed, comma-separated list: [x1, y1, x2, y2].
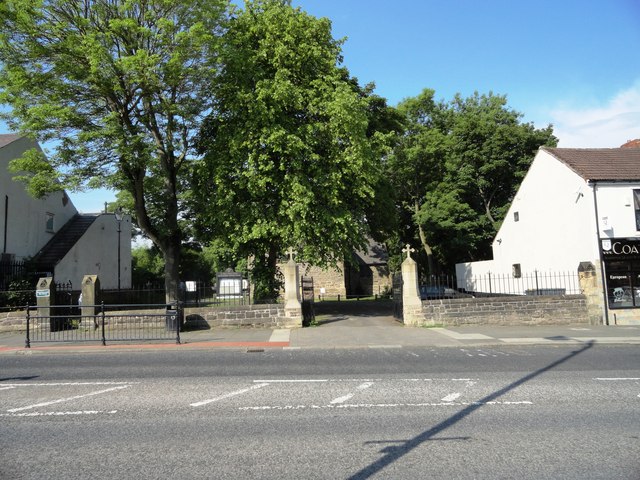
[0, 0, 229, 301]
[193, 0, 390, 301]
[391, 90, 557, 274]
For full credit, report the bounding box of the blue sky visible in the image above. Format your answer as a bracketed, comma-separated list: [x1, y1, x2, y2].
[2, 0, 640, 213]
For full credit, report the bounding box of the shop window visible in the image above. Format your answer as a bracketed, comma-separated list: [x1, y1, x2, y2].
[45, 213, 54, 233]
[634, 190, 640, 230]
[605, 261, 640, 309]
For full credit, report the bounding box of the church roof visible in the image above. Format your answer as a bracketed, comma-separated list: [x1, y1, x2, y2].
[542, 146, 640, 182]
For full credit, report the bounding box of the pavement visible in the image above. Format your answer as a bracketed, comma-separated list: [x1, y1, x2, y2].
[1, 310, 640, 353]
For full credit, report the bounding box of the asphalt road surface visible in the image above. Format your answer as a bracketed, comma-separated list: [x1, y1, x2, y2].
[1, 344, 639, 479]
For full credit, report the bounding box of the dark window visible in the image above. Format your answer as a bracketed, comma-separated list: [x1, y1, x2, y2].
[605, 260, 640, 309]
[512, 263, 521, 278]
[45, 213, 54, 232]
[513, 211, 519, 222]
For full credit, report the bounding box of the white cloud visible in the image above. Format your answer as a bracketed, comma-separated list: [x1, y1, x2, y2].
[549, 81, 640, 148]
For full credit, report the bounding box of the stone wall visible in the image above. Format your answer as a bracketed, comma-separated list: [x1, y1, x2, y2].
[420, 295, 590, 326]
[0, 309, 25, 331]
[184, 304, 286, 328]
[303, 264, 346, 298]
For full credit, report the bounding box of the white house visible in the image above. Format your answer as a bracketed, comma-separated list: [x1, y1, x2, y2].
[0, 134, 131, 290]
[456, 143, 640, 325]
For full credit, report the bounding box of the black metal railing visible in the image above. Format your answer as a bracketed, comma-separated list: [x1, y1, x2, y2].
[301, 276, 315, 326]
[25, 302, 181, 347]
[420, 270, 581, 300]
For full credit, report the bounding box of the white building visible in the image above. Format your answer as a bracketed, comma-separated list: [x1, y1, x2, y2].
[456, 144, 640, 325]
[0, 134, 131, 290]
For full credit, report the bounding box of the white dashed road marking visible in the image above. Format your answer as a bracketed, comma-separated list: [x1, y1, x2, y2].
[330, 382, 374, 404]
[7, 385, 130, 413]
[190, 383, 269, 407]
[441, 392, 461, 402]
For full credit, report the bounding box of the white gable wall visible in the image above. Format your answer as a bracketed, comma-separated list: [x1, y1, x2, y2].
[0, 137, 78, 259]
[55, 214, 132, 290]
[594, 183, 640, 239]
[457, 149, 599, 281]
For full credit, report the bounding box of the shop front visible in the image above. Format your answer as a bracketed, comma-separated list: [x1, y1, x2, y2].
[601, 238, 640, 309]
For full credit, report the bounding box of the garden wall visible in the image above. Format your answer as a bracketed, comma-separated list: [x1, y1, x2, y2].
[420, 294, 592, 326]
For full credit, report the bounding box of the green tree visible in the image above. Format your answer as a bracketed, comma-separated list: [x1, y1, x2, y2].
[388, 88, 449, 274]
[193, 0, 388, 301]
[391, 90, 557, 273]
[0, 0, 229, 302]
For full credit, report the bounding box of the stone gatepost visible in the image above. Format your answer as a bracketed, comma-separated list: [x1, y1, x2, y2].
[281, 247, 302, 328]
[401, 245, 424, 326]
[80, 275, 100, 328]
[578, 262, 604, 325]
[35, 277, 56, 331]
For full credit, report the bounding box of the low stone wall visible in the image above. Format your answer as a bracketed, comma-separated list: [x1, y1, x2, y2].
[0, 309, 26, 332]
[184, 304, 286, 329]
[420, 295, 591, 326]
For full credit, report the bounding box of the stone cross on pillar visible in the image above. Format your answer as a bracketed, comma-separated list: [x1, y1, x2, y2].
[401, 244, 423, 326]
[403, 244, 416, 259]
[281, 247, 302, 328]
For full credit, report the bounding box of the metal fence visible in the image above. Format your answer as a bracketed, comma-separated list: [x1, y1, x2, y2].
[25, 303, 181, 347]
[421, 270, 581, 299]
[0, 259, 26, 290]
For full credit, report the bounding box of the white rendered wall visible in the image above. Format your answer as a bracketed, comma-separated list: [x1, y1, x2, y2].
[457, 149, 600, 286]
[593, 183, 640, 240]
[0, 137, 78, 259]
[55, 214, 132, 289]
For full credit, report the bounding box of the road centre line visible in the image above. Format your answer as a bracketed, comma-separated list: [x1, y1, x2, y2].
[239, 400, 533, 411]
[595, 378, 640, 381]
[253, 378, 475, 383]
[0, 410, 118, 417]
[0, 386, 17, 391]
[1, 382, 136, 387]
[190, 383, 269, 407]
[330, 382, 374, 404]
[7, 385, 130, 413]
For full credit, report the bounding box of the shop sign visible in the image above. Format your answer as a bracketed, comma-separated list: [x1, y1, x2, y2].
[601, 238, 640, 261]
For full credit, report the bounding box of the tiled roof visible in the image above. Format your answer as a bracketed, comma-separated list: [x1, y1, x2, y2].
[542, 146, 640, 181]
[0, 134, 22, 149]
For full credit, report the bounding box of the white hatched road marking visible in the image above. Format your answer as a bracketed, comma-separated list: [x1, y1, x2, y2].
[190, 383, 269, 407]
[0, 386, 17, 391]
[594, 378, 640, 381]
[441, 392, 461, 402]
[330, 382, 374, 404]
[7, 385, 130, 413]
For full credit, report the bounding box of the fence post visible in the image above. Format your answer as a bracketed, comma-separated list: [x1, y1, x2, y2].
[100, 302, 106, 346]
[535, 270, 540, 296]
[35, 277, 56, 332]
[176, 301, 182, 345]
[25, 304, 30, 348]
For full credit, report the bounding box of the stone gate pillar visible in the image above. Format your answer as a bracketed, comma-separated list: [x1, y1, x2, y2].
[401, 245, 423, 326]
[80, 275, 100, 328]
[281, 247, 302, 328]
[35, 277, 56, 331]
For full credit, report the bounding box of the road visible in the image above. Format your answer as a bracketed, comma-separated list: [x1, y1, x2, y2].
[1, 343, 639, 479]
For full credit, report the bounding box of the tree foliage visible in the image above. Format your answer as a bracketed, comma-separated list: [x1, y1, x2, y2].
[390, 89, 558, 274]
[193, 0, 393, 300]
[0, 0, 229, 301]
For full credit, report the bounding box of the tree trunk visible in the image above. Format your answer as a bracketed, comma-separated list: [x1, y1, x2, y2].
[162, 236, 181, 305]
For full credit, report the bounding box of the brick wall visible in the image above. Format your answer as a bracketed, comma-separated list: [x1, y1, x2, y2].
[420, 295, 590, 326]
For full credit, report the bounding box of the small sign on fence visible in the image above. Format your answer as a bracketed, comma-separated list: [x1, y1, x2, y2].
[36, 289, 50, 298]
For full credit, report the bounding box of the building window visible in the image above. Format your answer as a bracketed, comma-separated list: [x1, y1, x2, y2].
[45, 213, 54, 232]
[512, 263, 521, 278]
[634, 190, 640, 230]
[513, 211, 519, 222]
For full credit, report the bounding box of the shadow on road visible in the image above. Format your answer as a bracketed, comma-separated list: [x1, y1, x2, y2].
[348, 340, 595, 480]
